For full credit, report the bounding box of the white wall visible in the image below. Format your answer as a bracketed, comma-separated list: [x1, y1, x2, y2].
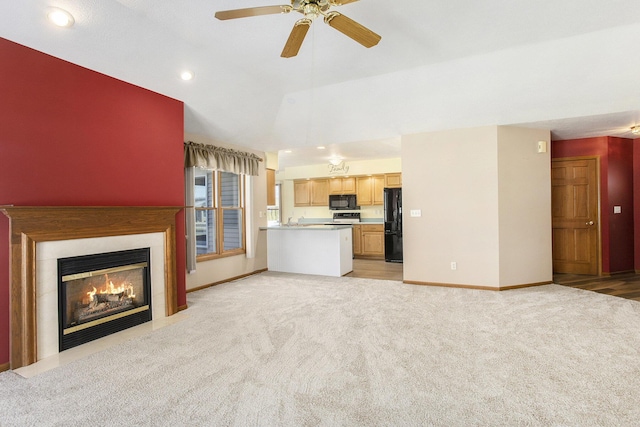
[402, 126, 552, 289]
[403, 126, 501, 287]
[184, 133, 268, 291]
[497, 126, 552, 287]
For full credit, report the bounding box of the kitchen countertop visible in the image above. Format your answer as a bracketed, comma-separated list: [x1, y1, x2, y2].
[260, 224, 353, 231]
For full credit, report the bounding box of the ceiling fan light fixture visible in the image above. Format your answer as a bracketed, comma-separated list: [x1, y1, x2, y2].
[303, 3, 321, 19]
[631, 125, 640, 135]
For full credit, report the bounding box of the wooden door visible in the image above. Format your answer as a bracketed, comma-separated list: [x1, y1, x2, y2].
[551, 158, 599, 275]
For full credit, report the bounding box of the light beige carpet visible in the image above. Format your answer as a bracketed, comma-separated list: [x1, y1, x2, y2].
[2, 272, 640, 426]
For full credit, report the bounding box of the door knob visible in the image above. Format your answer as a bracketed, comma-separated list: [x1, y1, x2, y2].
[586, 221, 594, 226]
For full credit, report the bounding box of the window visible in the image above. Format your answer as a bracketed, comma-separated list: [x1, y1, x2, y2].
[267, 183, 281, 226]
[194, 168, 245, 259]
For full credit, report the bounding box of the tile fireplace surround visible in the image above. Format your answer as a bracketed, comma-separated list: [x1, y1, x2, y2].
[1, 206, 182, 370]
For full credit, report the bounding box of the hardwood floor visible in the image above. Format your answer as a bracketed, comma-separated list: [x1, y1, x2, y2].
[346, 262, 640, 303]
[554, 272, 640, 302]
[346, 259, 403, 281]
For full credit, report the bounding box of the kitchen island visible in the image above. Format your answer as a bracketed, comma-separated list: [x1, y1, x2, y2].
[262, 224, 353, 277]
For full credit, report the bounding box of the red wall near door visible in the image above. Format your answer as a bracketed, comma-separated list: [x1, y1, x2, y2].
[552, 137, 635, 274]
[634, 140, 640, 272]
[0, 38, 186, 367]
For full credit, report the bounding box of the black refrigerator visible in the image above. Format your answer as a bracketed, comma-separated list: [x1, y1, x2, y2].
[384, 188, 403, 263]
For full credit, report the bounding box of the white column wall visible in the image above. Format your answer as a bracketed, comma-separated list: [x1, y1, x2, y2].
[402, 126, 501, 288]
[497, 126, 553, 287]
[402, 125, 552, 289]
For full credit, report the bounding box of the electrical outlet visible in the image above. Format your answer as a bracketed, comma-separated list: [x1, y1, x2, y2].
[451, 262, 457, 270]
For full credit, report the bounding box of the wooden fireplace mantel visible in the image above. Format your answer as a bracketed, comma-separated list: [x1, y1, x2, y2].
[1, 206, 182, 369]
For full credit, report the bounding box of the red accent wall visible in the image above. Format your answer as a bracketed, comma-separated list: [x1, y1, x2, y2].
[0, 38, 186, 367]
[607, 138, 634, 272]
[635, 140, 640, 271]
[551, 137, 635, 274]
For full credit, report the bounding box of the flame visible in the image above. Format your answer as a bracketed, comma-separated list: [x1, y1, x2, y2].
[86, 274, 136, 302]
[100, 278, 135, 299]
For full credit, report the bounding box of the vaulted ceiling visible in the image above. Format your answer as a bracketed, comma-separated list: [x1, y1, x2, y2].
[2, 1, 639, 168]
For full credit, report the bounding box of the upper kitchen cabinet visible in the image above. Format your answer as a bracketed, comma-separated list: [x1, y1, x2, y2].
[266, 169, 276, 206]
[311, 179, 329, 205]
[384, 173, 402, 188]
[373, 176, 384, 205]
[294, 180, 310, 206]
[294, 179, 329, 206]
[356, 175, 384, 206]
[329, 177, 356, 195]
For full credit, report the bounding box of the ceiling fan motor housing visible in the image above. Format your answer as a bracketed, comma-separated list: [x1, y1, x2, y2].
[293, 0, 331, 15]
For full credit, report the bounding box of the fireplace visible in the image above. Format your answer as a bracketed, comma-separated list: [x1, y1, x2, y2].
[1, 206, 181, 369]
[58, 248, 152, 351]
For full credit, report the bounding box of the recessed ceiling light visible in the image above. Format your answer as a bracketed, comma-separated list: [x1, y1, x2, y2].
[47, 8, 75, 28]
[180, 71, 194, 81]
[631, 125, 640, 135]
[317, 146, 326, 150]
[284, 150, 292, 153]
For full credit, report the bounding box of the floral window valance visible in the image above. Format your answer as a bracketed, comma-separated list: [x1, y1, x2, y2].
[184, 141, 262, 176]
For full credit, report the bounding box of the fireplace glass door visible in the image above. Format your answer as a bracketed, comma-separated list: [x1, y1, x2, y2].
[58, 248, 152, 351]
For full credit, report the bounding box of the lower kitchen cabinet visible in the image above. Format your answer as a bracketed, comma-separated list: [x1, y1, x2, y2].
[353, 224, 384, 259]
[353, 225, 362, 255]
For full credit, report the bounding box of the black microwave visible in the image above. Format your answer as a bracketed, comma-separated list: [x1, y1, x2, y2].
[329, 194, 358, 210]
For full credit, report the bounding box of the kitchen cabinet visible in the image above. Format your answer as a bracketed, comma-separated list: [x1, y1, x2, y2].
[266, 168, 276, 206]
[353, 223, 384, 259]
[294, 179, 329, 206]
[329, 177, 356, 195]
[361, 224, 384, 257]
[356, 175, 384, 206]
[384, 173, 402, 188]
[373, 176, 384, 205]
[294, 181, 310, 206]
[356, 177, 372, 205]
[310, 179, 328, 205]
[352, 225, 362, 255]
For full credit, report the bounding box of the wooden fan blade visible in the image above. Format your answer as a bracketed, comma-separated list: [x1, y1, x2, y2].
[329, 0, 360, 5]
[215, 5, 292, 20]
[324, 12, 381, 48]
[281, 19, 311, 58]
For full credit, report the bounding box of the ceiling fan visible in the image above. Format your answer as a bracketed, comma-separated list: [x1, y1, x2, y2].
[214, 0, 381, 58]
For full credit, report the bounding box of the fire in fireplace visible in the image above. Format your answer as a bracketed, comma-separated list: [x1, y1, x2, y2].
[58, 248, 152, 351]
